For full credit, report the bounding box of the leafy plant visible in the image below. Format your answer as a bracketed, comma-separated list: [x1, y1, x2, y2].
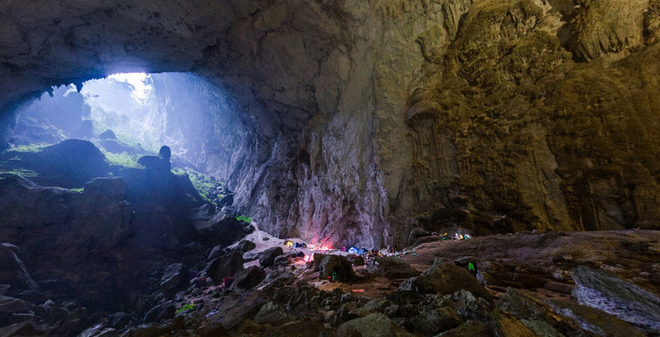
[175, 304, 195, 314]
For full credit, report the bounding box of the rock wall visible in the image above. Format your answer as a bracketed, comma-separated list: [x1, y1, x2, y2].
[1, 0, 660, 248]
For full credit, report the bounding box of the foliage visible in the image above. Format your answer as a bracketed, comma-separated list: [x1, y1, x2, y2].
[175, 304, 195, 314]
[8, 144, 45, 153]
[0, 169, 39, 178]
[173, 167, 225, 203]
[103, 151, 141, 168]
[236, 215, 251, 223]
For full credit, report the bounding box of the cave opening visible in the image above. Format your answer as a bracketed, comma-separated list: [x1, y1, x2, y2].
[2, 72, 240, 208]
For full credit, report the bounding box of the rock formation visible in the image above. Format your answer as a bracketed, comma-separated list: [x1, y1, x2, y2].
[1, 0, 660, 249]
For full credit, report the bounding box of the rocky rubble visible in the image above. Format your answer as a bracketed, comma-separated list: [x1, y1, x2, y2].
[2, 230, 643, 336]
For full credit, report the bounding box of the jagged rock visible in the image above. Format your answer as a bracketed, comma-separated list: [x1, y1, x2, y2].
[318, 254, 355, 282]
[572, 265, 660, 334]
[0, 321, 44, 337]
[205, 251, 243, 283]
[496, 287, 584, 337]
[386, 290, 425, 306]
[230, 266, 266, 290]
[159, 263, 189, 293]
[0, 296, 32, 314]
[337, 313, 414, 337]
[274, 319, 325, 337]
[0, 243, 38, 295]
[358, 298, 390, 316]
[258, 247, 284, 267]
[110, 312, 132, 330]
[259, 269, 295, 289]
[411, 306, 463, 336]
[143, 302, 175, 323]
[438, 320, 492, 337]
[399, 259, 492, 304]
[490, 310, 538, 337]
[369, 256, 419, 279]
[549, 299, 646, 337]
[253, 302, 290, 326]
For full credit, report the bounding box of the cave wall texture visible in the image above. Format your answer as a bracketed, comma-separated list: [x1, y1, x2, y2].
[1, 0, 660, 248]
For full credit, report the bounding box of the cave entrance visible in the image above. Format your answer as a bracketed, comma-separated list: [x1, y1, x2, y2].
[2, 72, 236, 207]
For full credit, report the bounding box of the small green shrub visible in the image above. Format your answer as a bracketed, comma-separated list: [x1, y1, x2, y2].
[236, 215, 251, 223]
[175, 304, 195, 314]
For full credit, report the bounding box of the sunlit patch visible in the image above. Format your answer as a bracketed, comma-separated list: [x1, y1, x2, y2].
[106, 73, 152, 101]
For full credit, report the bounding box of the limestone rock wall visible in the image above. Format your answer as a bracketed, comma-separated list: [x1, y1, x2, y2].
[1, 0, 660, 248]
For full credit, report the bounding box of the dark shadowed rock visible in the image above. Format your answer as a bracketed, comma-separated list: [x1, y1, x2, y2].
[369, 256, 420, 279]
[110, 312, 132, 330]
[319, 255, 355, 282]
[205, 251, 244, 283]
[438, 320, 492, 337]
[258, 247, 284, 267]
[253, 302, 290, 326]
[31, 139, 109, 188]
[0, 321, 44, 337]
[338, 313, 414, 337]
[411, 306, 463, 336]
[0, 295, 32, 314]
[399, 258, 492, 304]
[137, 156, 169, 171]
[572, 265, 660, 334]
[230, 266, 266, 290]
[275, 319, 325, 337]
[235, 240, 256, 253]
[159, 263, 189, 293]
[190, 204, 253, 246]
[0, 243, 38, 295]
[143, 302, 176, 323]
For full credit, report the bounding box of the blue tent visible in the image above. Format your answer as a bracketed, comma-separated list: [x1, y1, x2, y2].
[348, 246, 359, 255]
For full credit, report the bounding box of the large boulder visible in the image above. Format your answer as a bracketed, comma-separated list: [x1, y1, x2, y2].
[571, 266, 660, 334]
[399, 258, 492, 304]
[190, 204, 253, 246]
[160, 263, 190, 293]
[337, 313, 414, 337]
[258, 247, 284, 267]
[318, 255, 355, 282]
[369, 256, 420, 279]
[33, 139, 109, 188]
[205, 251, 244, 283]
[143, 302, 176, 323]
[230, 266, 266, 290]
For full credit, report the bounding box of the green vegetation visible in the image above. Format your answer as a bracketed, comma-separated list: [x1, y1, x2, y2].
[173, 167, 224, 203]
[103, 151, 141, 168]
[8, 144, 45, 153]
[175, 304, 196, 314]
[236, 215, 251, 223]
[71, 187, 84, 192]
[0, 169, 38, 178]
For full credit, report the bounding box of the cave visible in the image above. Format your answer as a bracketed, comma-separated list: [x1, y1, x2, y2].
[1, 1, 660, 336]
